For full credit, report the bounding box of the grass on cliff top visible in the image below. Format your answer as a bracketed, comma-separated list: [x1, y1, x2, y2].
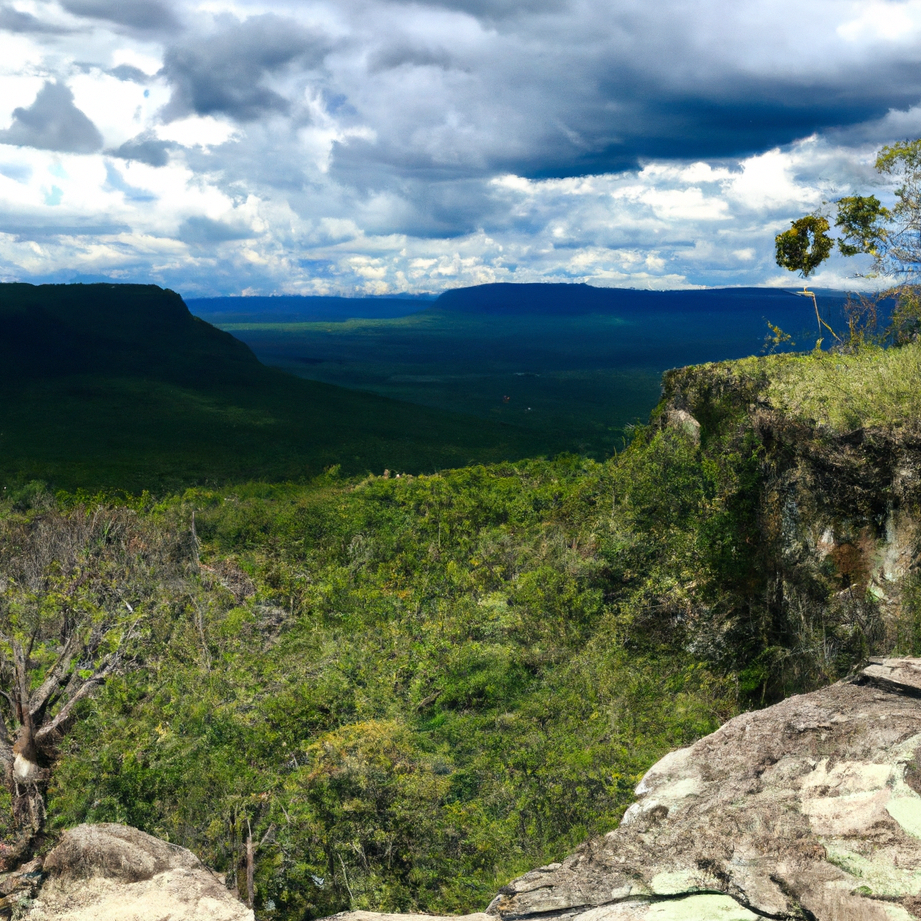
[720, 340, 921, 433]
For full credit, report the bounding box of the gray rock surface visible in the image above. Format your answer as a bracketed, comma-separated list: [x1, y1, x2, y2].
[490, 660, 921, 921]
[333, 659, 921, 921]
[22, 823, 253, 921]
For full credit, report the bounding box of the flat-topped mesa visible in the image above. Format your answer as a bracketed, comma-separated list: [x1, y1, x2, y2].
[328, 658, 921, 921]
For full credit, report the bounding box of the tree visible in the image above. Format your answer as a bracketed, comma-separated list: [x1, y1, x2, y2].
[774, 139, 921, 344]
[773, 215, 835, 338]
[774, 214, 834, 279]
[0, 502, 193, 863]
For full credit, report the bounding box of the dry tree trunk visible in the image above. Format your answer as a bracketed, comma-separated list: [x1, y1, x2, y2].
[245, 821, 255, 909]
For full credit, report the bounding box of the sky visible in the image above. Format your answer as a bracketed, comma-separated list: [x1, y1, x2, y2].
[1, 0, 921, 296]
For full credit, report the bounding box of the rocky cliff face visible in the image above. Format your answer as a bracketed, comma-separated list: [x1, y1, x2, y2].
[664, 361, 921, 600]
[331, 658, 921, 921]
[659, 361, 921, 692]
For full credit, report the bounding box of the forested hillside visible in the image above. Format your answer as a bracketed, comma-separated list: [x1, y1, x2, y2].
[0, 283, 544, 490]
[4, 338, 919, 918]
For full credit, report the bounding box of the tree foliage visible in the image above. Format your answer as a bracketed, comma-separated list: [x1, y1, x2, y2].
[32, 458, 743, 919]
[774, 138, 921, 347]
[774, 215, 834, 278]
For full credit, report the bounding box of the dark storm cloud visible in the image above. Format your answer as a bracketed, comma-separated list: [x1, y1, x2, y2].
[0, 82, 103, 154]
[0, 4, 72, 33]
[108, 64, 151, 83]
[160, 14, 330, 122]
[551, 57, 921, 173]
[59, 0, 178, 31]
[109, 134, 172, 167]
[336, 24, 921, 186]
[178, 216, 253, 244]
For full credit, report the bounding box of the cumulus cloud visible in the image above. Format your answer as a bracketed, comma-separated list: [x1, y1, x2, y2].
[0, 82, 103, 154]
[380, 0, 567, 21]
[103, 163, 157, 202]
[108, 64, 151, 83]
[0, 0, 920, 293]
[109, 133, 172, 167]
[160, 14, 330, 122]
[178, 216, 254, 245]
[0, 4, 71, 33]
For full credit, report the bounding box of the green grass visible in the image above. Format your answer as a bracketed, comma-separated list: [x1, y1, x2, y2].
[701, 340, 921, 433]
[765, 342, 921, 431]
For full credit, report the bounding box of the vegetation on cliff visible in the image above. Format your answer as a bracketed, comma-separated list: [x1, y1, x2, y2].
[25, 458, 736, 916]
[4, 272, 921, 918]
[6, 330, 919, 917]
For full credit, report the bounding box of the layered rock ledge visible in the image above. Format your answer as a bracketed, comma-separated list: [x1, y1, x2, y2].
[333, 658, 921, 921]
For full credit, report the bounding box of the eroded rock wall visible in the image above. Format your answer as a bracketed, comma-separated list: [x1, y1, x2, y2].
[661, 362, 921, 673]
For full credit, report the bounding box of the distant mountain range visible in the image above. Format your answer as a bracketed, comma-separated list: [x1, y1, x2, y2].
[434, 282, 840, 315]
[190, 282, 856, 333]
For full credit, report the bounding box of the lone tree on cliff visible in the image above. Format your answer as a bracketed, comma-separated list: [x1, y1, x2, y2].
[774, 138, 921, 343]
[0, 502, 194, 861]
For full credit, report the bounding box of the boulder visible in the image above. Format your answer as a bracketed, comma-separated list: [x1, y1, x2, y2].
[332, 659, 921, 921]
[22, 823, 252, 921]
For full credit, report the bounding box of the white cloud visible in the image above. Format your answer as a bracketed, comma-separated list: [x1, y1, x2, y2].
[838, 0, 921, 43]
[156, 114, 239, 148]
[0, 0, 916, 293]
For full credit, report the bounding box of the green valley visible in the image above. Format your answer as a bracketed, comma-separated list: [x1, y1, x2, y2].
[2, 281, 921, 920]
[0, 284, 547, 492]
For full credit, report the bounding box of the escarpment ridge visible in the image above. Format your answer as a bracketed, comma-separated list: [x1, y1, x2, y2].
[0, 282, 543, 488]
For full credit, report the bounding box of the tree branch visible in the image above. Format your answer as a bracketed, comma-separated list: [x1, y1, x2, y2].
[11, 641, 33, 740]
[33, 662, 116, 747]
[28, 628, 86, 721]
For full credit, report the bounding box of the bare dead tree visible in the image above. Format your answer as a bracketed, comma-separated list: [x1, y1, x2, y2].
[0, 503, 195, 863]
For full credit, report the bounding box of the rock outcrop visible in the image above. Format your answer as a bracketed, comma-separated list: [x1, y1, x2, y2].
[332, 658, 921, 921]
[663, 361, 921, 623]
[19, 824, 253, 921]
